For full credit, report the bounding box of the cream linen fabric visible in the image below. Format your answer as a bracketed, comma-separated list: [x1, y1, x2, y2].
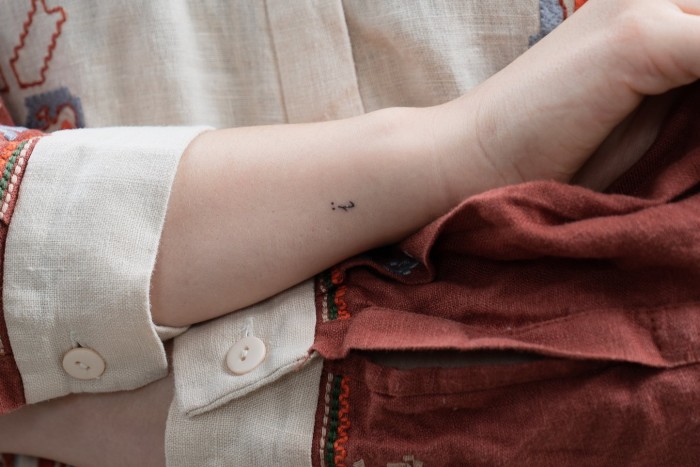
[0, 0, 539, 127]
[4, 126, 206, 403]
[0, 0, 544, 465]
[166, 280, 321, 466]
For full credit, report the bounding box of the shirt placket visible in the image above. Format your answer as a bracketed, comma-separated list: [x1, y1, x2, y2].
[264, 0, 365, 123]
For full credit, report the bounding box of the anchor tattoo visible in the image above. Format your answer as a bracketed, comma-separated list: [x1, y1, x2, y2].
[331, 201, 355, 212]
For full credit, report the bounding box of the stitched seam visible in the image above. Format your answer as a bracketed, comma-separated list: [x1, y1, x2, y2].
[262, 0, 290, 123]
[319, 372, 334, 467]
[508, 299, 700, 336]
[368, 362, 615, 398]
[335, 0, 366, 115]
[186, 355, 309, 416]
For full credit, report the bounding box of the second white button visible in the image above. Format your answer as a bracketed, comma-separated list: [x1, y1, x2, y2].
[226, 336, 267, 375]
[62, 347, 106, 380]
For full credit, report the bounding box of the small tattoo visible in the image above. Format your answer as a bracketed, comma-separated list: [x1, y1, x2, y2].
[331, 201, 355, 212]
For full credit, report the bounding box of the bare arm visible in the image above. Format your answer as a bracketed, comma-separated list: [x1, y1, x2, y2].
[150, 106, 487, 326]
[151, 0, 700, 327]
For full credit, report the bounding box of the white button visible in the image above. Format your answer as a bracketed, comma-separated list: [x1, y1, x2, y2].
[226, 336, 266, 375]
[62, 347, 106, 380]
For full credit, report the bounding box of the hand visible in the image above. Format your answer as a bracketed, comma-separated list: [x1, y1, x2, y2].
[571, 90, 681, 190]
[434, 0, 700, 200]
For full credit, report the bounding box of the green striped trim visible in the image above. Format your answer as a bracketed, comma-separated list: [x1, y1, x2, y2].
[321, 271, 340, 321]
[325, 374, 344, 467]
[0, 141, 25, 200]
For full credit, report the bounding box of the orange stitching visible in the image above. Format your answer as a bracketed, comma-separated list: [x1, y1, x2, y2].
[334, 376, 351, 467]
[334, 285, 350, 320]
[331, 268, 350, 320]
[0, 141, 17, 163]
[331, 268, 344, 285]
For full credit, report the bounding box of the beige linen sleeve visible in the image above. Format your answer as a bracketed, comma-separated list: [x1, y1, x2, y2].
[3, 126, 207, 404]
[166, 280, 322, 467]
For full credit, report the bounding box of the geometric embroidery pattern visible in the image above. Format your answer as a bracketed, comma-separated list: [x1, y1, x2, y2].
[10, 0, 68, 89]
[529, 0, 568, 46]
[529, 0, 588, 46]
[25, 87, 84, 131]
[318, 268, 350, 323]
[319, 372, 351, 467]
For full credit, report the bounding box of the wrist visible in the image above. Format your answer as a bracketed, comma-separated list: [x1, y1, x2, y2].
[423, 91, 523, 207]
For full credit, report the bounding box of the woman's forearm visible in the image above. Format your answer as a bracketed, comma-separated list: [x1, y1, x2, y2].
[150, 105, 488, 327]
[150, 0, 700, 327]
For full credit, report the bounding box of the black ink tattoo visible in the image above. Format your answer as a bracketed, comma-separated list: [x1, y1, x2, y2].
[331, 201, 355, 212]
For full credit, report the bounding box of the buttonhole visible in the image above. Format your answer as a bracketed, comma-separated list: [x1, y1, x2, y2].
[241, 346, 249, 361]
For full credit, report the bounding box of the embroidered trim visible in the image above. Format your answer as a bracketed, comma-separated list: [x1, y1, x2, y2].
[319, 268, 350, 322]
[0, 130, 43, 225]
[0, 137, 39, 222]
[320, 373, 351, 467]
[529, 0, 588, 46]
[25, 87, 85, 130]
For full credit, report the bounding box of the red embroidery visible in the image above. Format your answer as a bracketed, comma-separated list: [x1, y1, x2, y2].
[9, 0, 67, 89]
[34, 102, 79, 130]
[558, 0, 569, 19]
[25, 86, 85, 130]
[331, 269, 350, 320]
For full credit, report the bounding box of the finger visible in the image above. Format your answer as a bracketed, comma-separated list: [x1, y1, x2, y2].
[672, 0, 700, 15]
[663, 14, 700, 83]
[571, 90, 682, 191]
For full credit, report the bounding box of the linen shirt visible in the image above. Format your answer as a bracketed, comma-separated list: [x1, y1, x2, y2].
[10, 1, 690, 466]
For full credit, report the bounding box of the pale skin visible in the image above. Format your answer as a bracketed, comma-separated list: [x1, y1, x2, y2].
[3, 0, 700, 464]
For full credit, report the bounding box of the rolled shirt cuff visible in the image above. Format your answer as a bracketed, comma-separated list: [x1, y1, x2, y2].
[4, 126, 207, 403]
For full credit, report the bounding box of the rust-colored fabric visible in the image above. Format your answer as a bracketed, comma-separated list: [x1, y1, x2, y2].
[0, 105, 44, 415]
[312, 84, 700, 466]
[0, 98, 12, 127]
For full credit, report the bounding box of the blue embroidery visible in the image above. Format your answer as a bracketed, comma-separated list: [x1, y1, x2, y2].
[529, 0, 566, 46]
[382, 252, 420, 276]
[0, 125, 29, 141]
[25, 86, 85, 131]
